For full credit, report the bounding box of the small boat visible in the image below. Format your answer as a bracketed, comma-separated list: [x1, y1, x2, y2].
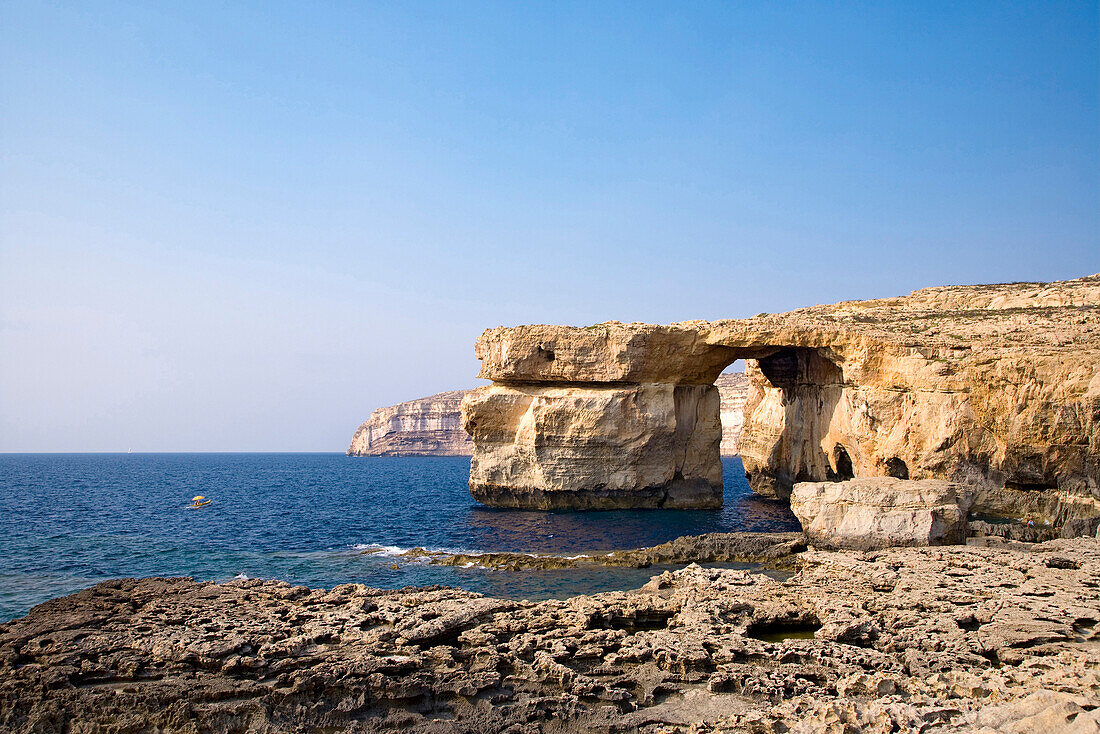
[188, 495, 212, 509]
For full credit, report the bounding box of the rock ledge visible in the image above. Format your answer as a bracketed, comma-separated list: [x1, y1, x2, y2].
[3, 537, 1098, 733]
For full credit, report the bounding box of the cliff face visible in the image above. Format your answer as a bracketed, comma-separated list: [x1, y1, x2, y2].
[347, 391, 473, 456]
[463, 274, 1100, 520]
[716, 372, 748, 456]
[464, 382, 723, 509]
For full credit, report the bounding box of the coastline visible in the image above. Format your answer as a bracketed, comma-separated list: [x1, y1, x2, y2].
[363, 531, 806, 572]
[0, 454, 799, 623]
[2, 532, 1098, 733]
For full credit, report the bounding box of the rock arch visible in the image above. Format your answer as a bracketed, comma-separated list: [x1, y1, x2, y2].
[461, 322, 863, 509]
[461, 275, 1100, 520]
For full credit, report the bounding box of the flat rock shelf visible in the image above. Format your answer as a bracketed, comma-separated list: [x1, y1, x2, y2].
[2, 535, 1098, 733]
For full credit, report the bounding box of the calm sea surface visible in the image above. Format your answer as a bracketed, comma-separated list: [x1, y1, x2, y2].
[0, 454, 797, 621]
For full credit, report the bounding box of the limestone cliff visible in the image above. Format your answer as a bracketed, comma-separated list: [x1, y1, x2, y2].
[463, 274, 1100, 520]
[347, 391, 473, 456]
[463, 382, 723, 508]
[715, 372, 748, 456]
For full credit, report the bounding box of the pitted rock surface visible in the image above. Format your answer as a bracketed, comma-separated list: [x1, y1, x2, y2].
[2, 538, 1098, 733]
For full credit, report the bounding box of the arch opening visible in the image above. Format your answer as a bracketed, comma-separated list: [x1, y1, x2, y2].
[711, 346, 848, 499]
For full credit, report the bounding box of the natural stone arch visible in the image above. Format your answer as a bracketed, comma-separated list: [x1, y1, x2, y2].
[462, 275, 1100, 520]
[461, 323, 868, 509]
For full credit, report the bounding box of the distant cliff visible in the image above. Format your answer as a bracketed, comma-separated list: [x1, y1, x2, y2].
[347, 391, 473, 456]
[348, 375, 749, 458]
[715, 372, 748, 456]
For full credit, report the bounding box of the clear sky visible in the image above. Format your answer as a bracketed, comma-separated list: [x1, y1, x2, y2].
[2, 1, 1097, 452]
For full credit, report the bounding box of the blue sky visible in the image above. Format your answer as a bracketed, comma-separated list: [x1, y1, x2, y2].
[1, 1, 1097, 451]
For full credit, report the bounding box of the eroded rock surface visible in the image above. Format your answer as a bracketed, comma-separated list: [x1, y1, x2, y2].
[464, 274, 1100, 519]
[348, 390, 473, 456]
[3, 539, 1098, 733]
[791, 478, 971, 550]
[375, 532, 806, 571]
[465, 382, 723, 509]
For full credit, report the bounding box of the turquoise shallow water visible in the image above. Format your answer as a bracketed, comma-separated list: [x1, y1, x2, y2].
[0, 454, 798, 621]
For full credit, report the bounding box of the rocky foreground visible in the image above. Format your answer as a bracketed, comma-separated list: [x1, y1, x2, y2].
[3, 536, 1099, 733]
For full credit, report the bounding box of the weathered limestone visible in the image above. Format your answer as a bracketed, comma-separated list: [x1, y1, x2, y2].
[464, 274, 1100, 520]
[461, 325, 746, 509]
[348, 390, 472, 456]
[4, 537, 1098, 732]
[465, 382, 722, 508]
[791, 478, 971, 549]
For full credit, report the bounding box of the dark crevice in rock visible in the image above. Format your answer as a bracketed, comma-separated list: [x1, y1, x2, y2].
[832, 445, 855, 482]
[1004, 481, 1056, 492]
[587, 609, 676, 633]
[885, 457, 910, 480]
[745, 616, 821, 643]
[956, 614, 984, 631]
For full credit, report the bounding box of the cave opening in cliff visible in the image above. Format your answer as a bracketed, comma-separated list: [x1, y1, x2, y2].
[886, 457, 909, 480]
[832, 445, 854, 481]
[754, 347, 843, 389]
[756, 348, 801, 388]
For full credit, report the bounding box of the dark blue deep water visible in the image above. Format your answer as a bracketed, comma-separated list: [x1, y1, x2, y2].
[0, 454, 798, 621]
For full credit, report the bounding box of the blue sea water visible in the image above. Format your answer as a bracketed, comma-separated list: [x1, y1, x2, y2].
[0, 454, 798, 622]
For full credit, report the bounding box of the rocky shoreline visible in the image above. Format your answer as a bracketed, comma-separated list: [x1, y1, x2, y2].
[363, 532, 806, 572]
[3, 533, 1098, 733]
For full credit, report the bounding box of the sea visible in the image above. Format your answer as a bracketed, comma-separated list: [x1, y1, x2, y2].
[0, 454, 798, 622]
